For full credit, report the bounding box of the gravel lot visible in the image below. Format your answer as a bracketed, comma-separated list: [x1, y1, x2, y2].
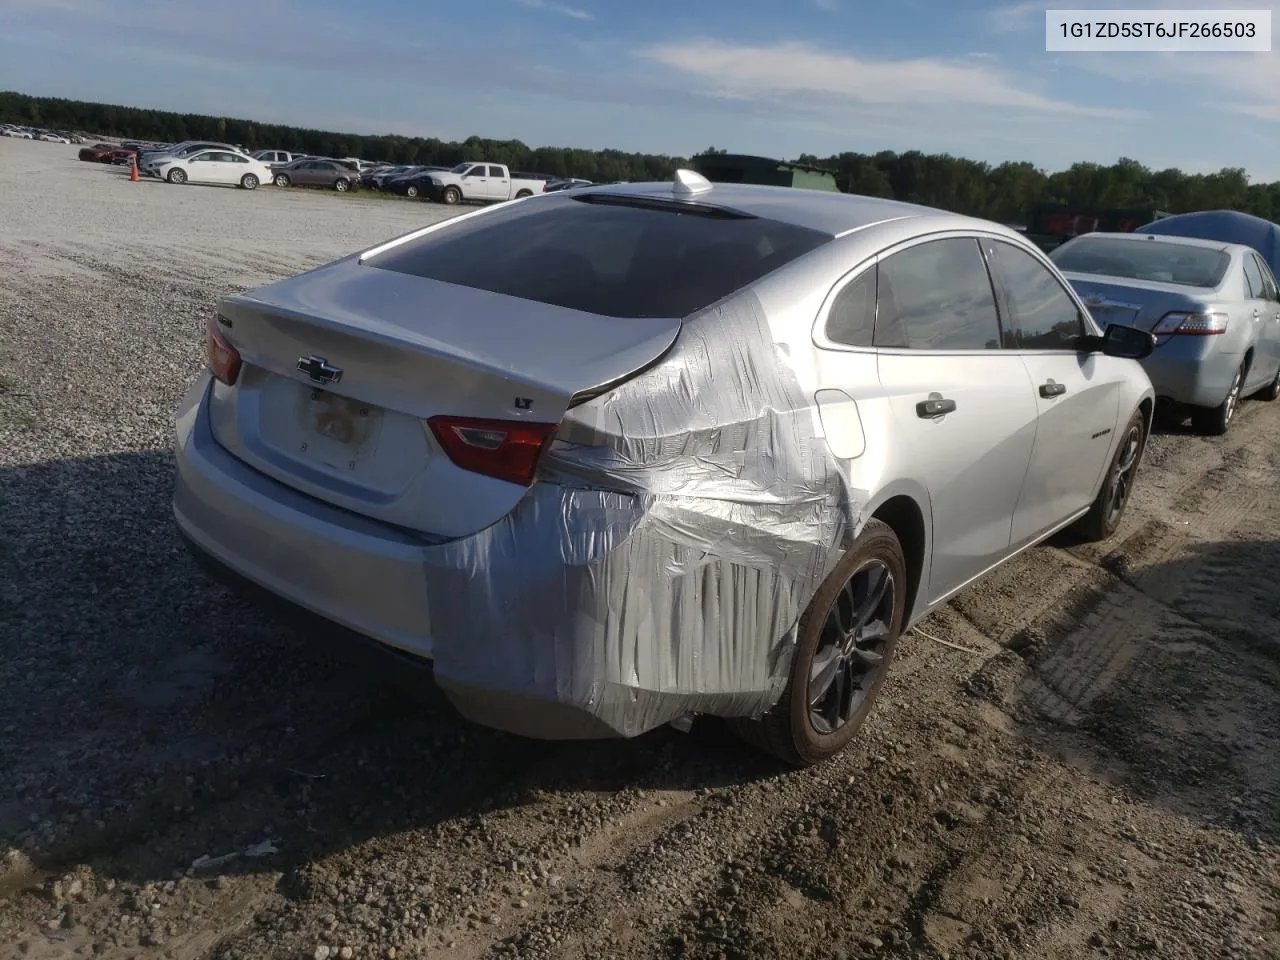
[1, 136, 1278, 960]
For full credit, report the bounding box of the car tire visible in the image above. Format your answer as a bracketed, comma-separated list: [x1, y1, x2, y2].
[406, 185, 419, 198]
[1191, 361, 1245, 435]
[275, 174, 291, 187]
[442, 186, 461, 205]
[335, 178, 350, 192]
[240, 174, 259, 190]
[729, 518, 906, 767]
[515, 189, 532, 199]
[166, 168, 186, 184]
[1255, 363, 1280, 402]
[1071, 407, 1146, 543]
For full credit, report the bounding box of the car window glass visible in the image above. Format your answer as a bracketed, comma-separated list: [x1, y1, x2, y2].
[985, 239, 1083, 350]
[824, 268, 875, 348]
[1255, 255, 1279, 300]
[370, 198, 831, 318]
[873, 238, 1001, 351]
[1051, 236, 1230, 287]
[1242, 255, 1264, 299]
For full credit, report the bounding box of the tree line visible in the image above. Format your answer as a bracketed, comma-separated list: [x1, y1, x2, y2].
[4, 90, 1279, 224]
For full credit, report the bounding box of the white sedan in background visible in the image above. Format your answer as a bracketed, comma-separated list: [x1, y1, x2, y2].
[153, 149, 273, 190]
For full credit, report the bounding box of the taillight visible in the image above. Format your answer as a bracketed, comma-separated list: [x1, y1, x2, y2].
[1151, 311, 1228, 335]
[427, 416, 558, 486]
[205, 316, 242, 385]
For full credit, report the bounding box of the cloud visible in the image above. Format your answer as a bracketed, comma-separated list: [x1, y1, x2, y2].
[513, 0, 593, 20]
[984, 0, 1260, 34]
[1066, 47, 1280, 125]
[637, 39, 1132, 118]
[985, 1, 1046, 34]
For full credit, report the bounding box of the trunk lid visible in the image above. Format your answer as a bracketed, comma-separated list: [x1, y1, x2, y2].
[1063, 274, 1220, 331]
[208, 257, 680, 539]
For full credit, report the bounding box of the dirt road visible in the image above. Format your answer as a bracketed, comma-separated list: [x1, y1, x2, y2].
[1, 139, 1277, 960]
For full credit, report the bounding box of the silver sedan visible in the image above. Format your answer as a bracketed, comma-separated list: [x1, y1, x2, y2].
[1052, 232, 1280, 434]
[173, 171, 1156, 766]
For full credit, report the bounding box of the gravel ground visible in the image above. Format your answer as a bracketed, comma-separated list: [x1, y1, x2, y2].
[0, 136, 1278, 960]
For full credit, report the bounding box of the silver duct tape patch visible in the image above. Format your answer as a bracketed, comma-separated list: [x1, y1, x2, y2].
[427, 290, 865, 738]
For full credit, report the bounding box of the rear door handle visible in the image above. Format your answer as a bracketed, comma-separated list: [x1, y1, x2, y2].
[916, 397, 957, 419]
[1040, 380, 1067, 398]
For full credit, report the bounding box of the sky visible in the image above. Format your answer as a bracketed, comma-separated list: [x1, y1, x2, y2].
[1, 0, 1278, 181]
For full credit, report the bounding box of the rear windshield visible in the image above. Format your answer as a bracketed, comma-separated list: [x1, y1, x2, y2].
[368, 195, 831, 317]
[1051, 237, 1230, 287]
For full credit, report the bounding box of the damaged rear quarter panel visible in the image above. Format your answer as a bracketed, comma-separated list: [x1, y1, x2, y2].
[428, 288, 868, 739]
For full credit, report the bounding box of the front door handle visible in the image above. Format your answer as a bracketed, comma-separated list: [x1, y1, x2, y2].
[1040, 380, 1067, 398]
[916, 397, 957, 419]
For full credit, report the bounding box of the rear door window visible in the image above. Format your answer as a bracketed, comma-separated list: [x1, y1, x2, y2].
[367, 195, 832, 318]
[1243, 254, 1265, 299]
[873, 238, 1001, 350]
[824, 269, 875, 348]
[1253, 254, 1279, 300]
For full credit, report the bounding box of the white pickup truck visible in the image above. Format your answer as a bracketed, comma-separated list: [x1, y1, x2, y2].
[422, 162, 546, 205]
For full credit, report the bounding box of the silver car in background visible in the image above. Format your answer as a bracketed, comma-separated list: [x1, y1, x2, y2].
[173, 171, 1156, 767]
[1052, 232, 1280, 434]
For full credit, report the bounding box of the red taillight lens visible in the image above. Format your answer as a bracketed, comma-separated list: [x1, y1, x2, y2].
[1151, 311, 1228, 336]
[427, 416, 558, 486]
[205, 316, 242, 385]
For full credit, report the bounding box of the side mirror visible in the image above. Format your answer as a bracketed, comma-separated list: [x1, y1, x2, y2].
[1099, 323, 1155, 361]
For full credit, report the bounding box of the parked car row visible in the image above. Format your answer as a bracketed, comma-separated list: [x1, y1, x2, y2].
[173, 169, 1185, 769]
[58, 132, 600, 203]
[2, 123, 88, 142]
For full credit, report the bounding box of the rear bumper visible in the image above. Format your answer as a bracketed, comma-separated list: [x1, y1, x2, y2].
[1139, 336, 1243, 408]
[173, 375, 787, 740]
[174, 375, 437, 659]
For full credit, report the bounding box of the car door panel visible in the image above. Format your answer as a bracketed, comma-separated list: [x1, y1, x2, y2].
[1245, 253, 1280, 388]
[1259, 256, 1280, 381]
[488, 165, 509, 200]
[185, 157, 213, 184]
[1240, 254, 1269, 392]
[1013, 351, 1119, 543]
[868, 236, 1039, 602]
[980, 237, 1122, 547]
[207, 154, 234, 184]
[878, 352, 1039, 601]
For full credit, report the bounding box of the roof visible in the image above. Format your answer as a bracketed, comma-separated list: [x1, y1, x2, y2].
[1134, 210, 1280, 273]
[569, 179, 968, 237]
[691, 153, 836, 176]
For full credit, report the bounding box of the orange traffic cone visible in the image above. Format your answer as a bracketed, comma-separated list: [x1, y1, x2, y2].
[129, 158, 139, 182]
